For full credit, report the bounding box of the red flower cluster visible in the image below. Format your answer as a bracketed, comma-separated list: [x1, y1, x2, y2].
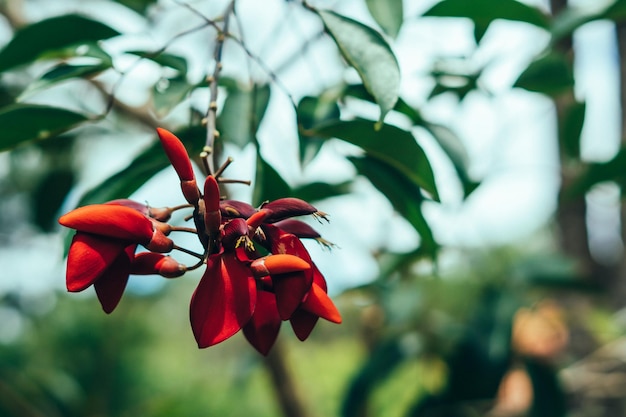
[58, 128, 341, 355]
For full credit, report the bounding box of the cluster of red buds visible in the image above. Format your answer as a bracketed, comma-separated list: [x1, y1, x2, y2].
[58, 128, 341, 355]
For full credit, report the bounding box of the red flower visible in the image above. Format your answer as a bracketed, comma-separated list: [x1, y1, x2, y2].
[59, 128, 341, 354]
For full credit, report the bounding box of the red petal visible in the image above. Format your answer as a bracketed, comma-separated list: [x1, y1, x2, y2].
[190, 253, 256, 348]
[301, 283, 342, 323]
[66, 233, 127, 292]
[130, 252, 185, 278]
[221, 218, 249, 250]
[156, 128, 195, 181]
[104, 199, 173, 222]
[59, 205, 153, 243]
[93, 245, 134, 314]
[243, 290, 281, 355]
[220, 200, 257, 219]
[261, 198, 323, 222]
[272, 271, 313, 320]
[273, 219, 320, 239]
[289, 309, 319, 341]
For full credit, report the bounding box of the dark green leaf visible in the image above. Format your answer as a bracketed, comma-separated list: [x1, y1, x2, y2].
[349, 155, 438, 256]
[219, 83, 271, 149]
[152, 76, 195, 117]
[252, 153, 291, 206]
[429, 72, 479, 101]
[126, 50, 188, 73]
[421, 122, 479, 198]
[341, 338, 408, 417]
[310, 119, 439, 200]
[365, 0, 404, 38]
[316, 10, 400, 126]
[344, 83, 423, 124]
[551, 7, 603, 41]
[32, 169, 75, 232]
[20, 62, 111, 99]
[408, 288, 515, 416]
[604, 0, 626, 22]
[526, 359, 567, 417]
[424, 0, 549, 43]
[0, 15, 119, 73]
[0, 104, 89, 152]
[514, 52, 574, 96]
[560, 100, 585, 158]
[291, 181, 352, 203]
[79, 126, 205, 205]
[342, 84, 477, 197]
[297, 95, 341, 166]
[565, 147, 626, 198]
[515, 254, 596, 290]
[113, 0, 157, 14]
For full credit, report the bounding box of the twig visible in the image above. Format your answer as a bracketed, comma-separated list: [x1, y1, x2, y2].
[101, 22, 211, 120]
[202, 0, 236, 175]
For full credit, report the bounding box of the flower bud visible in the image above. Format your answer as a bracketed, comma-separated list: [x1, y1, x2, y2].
[131, 252, 186, 278]
[156, 128, 201, 205]
[156, 128, 195, 181]
[145, 229, 174, 253]
[203, 176, 221, 237]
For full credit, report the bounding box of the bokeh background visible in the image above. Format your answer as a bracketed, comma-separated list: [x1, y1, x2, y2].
[1, 0, 625, 416]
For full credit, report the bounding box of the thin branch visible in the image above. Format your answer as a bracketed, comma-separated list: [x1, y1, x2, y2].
[202, 1, 236, 175]
[102, 22, 211, 119]
[226, 32, 298, 110]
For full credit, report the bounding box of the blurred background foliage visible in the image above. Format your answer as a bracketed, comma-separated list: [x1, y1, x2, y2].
[2, 0, 626, 416]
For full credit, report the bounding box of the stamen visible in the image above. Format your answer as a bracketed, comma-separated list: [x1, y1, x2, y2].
[313, 211, 330, 223]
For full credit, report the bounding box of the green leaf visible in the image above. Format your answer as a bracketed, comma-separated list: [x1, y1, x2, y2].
[32, 169, 75, 232]
[316, 10, 400, 126]
[551, 7, 603, 41]
[253, 153, 291, 207]
[514, 52, 574, 96]
[424, 0, 549, 42]
[341, 338, 409, 417]
[152, 76, 196, 117]
[565, 147, 626, 198]
[365, 0, 404, 38]
[342, 84, 477, 197]
[559, 100, 585, 159]
[126, 50, 188, 73]
[310, 119, 439, 201]
[350, 155, 438, 255]
[79, 126, 205, 205]
[0, 15, 119, 73]
[291, 181, 352, 203]
[20, 63, 111, 99]
[344, 83, 423, 124]
[526, 359, 567, 417]
[0, 104, 89, 152]
[423, 123, 479, 198]
[219, 83, 271, 149]
[113, 0, 157, 14]
[297, 95, 341, 166]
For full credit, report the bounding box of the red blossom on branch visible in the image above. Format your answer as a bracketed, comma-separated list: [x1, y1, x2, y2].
[58, 128, 341, 355]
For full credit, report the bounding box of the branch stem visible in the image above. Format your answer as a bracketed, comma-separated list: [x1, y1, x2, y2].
[203, 0, 236, 175]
